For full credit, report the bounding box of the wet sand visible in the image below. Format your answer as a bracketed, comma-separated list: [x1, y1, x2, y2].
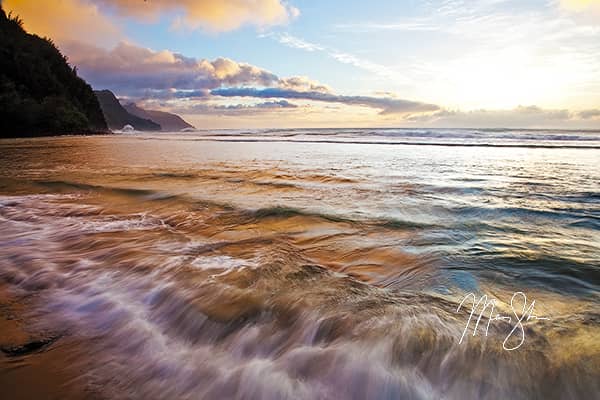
[0, 284, 100, 399]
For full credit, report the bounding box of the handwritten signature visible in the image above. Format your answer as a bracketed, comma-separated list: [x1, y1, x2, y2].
[456, 292, 550, 351]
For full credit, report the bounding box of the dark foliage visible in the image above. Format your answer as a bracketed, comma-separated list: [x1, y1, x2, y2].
[0, 6, 108, 137]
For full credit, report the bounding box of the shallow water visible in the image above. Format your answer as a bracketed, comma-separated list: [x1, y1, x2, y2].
[0, 130, 599, 399]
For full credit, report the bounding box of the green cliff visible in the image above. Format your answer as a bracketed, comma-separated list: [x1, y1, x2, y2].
[0, 6, 108, 138]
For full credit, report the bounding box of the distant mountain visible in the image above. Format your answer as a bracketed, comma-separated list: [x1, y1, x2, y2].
[124, 103, 194, 131]
[94, 90, 161, 131]
[0, 6, 108, 137]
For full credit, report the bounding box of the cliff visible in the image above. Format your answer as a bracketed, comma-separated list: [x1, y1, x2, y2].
[124, 103, 194, 131]
[0, 6, 108, 137]
[94, 90, 161, 131]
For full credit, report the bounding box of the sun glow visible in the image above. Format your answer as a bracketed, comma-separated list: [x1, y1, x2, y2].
[561, 0, 600, 11]
[427, 46, 592, 110]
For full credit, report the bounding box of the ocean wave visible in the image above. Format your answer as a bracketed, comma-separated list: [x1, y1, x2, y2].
[126, 135, 600, 149]
[1, 134, 599, 399]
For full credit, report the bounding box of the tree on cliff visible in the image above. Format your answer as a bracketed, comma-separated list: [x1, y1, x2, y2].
[0, 6, 108, 137]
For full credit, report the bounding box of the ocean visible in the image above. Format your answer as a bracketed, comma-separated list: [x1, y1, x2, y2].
[0, 128, 599, 399]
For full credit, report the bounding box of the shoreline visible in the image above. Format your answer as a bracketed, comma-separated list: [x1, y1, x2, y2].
[0, 131, 113, 139]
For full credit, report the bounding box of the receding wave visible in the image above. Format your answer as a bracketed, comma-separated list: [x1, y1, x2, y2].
[1, 134, 599, 399]
[1, 191, 598, 399]
[126, 135, 600, 149]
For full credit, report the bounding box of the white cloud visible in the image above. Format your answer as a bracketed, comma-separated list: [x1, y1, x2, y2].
[267, 33, 403, 82]
[61, 41, 332, 96]
[272, 32, 324, 51]
[407, 105, 600, 128]
[62, 41, 277, 93]
[329, 0, 600, 110]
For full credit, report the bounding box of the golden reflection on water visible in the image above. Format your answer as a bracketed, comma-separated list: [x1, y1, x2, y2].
[0, 135, 598, 399]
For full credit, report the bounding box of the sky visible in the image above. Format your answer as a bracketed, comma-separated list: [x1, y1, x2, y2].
[4, 0, 600, 128]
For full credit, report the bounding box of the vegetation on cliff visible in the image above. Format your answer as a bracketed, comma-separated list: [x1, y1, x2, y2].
[0, 6, 107, 137]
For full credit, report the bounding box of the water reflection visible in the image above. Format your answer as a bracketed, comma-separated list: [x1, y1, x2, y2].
[0, 135, 598, 399]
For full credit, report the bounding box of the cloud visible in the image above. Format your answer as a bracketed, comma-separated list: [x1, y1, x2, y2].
[255, 100, 298, 109]
[96, 0, 299, 32]
[210, 87, 439, 114]
[560, 0, 600, 15]
[278, 76, 331, 93]
[59, 41, 332, 99]
[62, 41, 280, 93]
[578, 109, 600, 119]
[327, 0, 600, 110]
[151, 99, 300, 116]
[405, 105, 600, 128]
[61, 40, 435, 116]
[3, 0, 299, 48]
[209, 100, 298, 110]
[4, 0, 120, 46]
[266, 33, 400, 81]
[273, 32, 323, 51]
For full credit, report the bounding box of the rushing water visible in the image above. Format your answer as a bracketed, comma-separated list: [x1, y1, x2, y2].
[0, 129, 599, 399]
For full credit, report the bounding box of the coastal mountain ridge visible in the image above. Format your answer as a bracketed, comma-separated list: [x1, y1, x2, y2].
[124, 103, 194, 131]
[0, 4, 191, 136]
[0, 5, 108, 138]
[94, 90, 161, 132]
[94, 90, 194, 132]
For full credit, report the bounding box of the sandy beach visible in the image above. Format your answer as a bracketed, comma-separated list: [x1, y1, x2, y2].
[0, 284, 101, 399]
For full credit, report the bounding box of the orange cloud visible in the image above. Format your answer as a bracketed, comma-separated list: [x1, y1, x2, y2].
[97, 0, 300, 32]
[4, 0, 121, 47]
[3, 0, 299, 47]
